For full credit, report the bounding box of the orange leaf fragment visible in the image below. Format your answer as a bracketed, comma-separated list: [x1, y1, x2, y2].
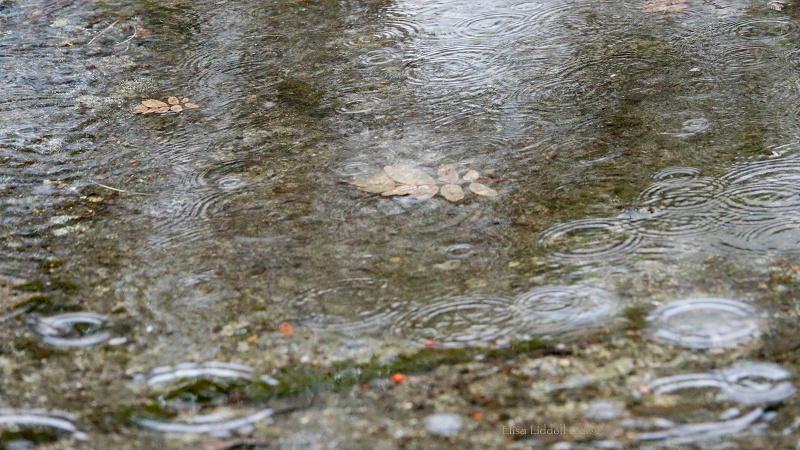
[391, 373, 406, 383]
[245, 333, 258, 343]
[278, 322, 294, 336]
[424, 339, 437, 347]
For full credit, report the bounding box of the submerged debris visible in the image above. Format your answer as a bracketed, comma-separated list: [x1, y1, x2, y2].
[347, 163, 499, 202]
[133, 96, 199, 114]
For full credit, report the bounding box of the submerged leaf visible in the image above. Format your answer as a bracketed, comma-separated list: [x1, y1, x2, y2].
[463, 170, 480, 182]
[142, 98, 169, 109]
[133, 104, 150, 114]
[183, 102, 200, 109]
[167, 96, 180, 105]
[437, 164, 459, 184]
[384, 164, 436, 186]
[469, 183, 498, 197]
[641, 0, 689, 12]
[382, 184, 439, 199]
[170, 104, 183, 112]
[351, 172, 396, 194]
[409, 184, 439, 199]
[440, 184, 464, 202]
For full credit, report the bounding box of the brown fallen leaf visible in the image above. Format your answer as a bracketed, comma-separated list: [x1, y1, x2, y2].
[183, 102, 200, 109]
[167, 96, 180, 105]
[170, 104, 183, 112]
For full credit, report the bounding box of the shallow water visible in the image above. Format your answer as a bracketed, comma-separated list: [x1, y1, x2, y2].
[2, 0, 800, 447]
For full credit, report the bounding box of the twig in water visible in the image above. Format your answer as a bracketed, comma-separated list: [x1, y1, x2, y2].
[87, 19, 120, 45]
[116, 30, 136, 51]
[93, 182, 151, 196]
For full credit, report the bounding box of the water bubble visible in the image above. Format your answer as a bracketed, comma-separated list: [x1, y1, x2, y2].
[146, 361, 257, 386]
[718, 362, 797, 405]
[675, 118, 709, 137]
[444, 243, 474, 259]
[216, 175, 247, 191]
[25, 312, 112, 347]
[137, 361, 275, 436]
[647, 298, 763, 349]
[633, 407, 764, 446]
[0, 409, 86, 441]
[636, 362, 795, 445]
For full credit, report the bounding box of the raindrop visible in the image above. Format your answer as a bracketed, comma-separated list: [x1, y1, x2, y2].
[136, 361, 275, 436]
[647, 298, 763, 349]
[392, 295, 516, 347]
[216, 175, 247, 191]
[511, 285, 616, 335]
[637, 176, 725, 211]
[651, 166, 701, 180]
[674, 118, 709, 137]
[291, 278, 405, 335]
[444, 243, 474, 259]
[538, 218, 642, 262]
